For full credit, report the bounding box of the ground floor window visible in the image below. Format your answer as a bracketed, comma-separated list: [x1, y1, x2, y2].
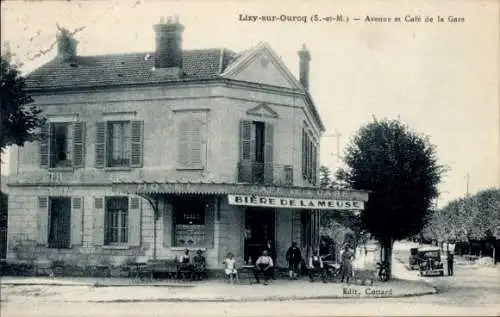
[172, 196, 208, 247]
[105, 197, 129, 245]
[301, 211, 312, 250]
[48, 197, 72, 249]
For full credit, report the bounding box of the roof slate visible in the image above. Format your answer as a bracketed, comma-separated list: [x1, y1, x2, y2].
[25, 48, 239, 90]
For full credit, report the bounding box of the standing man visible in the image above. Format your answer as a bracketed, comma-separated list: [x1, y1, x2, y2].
[447, 251, 454, 276]
[286, 242, 302, 280]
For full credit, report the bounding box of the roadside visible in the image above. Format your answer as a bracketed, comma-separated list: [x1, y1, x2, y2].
[1, 255, 436, 303]
[392, 241, 500, 308]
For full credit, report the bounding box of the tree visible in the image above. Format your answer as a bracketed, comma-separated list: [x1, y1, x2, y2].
[338, 118, 444, 278]
[1, 53, 45, 154]
[319, 165, 333, 188]
[423, 188, 500, 253]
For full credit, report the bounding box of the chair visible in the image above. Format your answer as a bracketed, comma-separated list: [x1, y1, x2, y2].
[177, 263, 193, 282]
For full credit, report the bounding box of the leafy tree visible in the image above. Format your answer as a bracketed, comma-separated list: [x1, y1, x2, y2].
[338, 118, 444, 278]
[319, 165, 333, 189]
[424, 188, 500, 250]
[1, 53, 45, 155]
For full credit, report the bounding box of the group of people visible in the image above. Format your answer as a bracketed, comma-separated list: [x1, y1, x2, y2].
[178, 249, 207, 280]
[222, 241, 357, 285]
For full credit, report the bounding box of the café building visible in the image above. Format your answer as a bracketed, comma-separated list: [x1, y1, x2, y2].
[6, 16, 369, 274]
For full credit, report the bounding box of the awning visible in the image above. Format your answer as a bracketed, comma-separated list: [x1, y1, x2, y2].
[111, 181, 369, 202]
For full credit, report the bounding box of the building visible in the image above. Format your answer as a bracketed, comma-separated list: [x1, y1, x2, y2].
[6, 17, 368, 274]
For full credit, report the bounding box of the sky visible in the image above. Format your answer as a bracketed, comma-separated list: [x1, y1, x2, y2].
[1, 0, 498, 207]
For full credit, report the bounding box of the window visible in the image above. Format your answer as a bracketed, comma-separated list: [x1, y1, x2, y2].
[40, 121, 86, 169]
[300, 211, 312, 249]
[239, 120, 274, 184]
[107, 121, 131, 167]
[104, 197, 129, 245]
[176, 112, 207, 169]
[302, 128, 318, 185]
[48, 197, 72, 249]
[172, 196, 208, 247]
[50, 123, 73, 167]
[95, 120, 143, 169]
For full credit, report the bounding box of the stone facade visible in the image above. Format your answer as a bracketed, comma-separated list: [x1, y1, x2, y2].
[5, 38, 328, 274]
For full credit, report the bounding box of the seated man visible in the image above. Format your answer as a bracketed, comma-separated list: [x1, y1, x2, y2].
[253, 250, 274, 285]
[308, 249, 327, 283]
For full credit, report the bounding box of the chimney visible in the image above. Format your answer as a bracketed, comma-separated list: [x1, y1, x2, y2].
[56, 26, 78, 63]
[298, 44, 311, 90]
[153, 15, 184, 77]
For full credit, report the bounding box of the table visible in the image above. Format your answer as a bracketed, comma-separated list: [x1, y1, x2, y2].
[239, 265, 255, 284]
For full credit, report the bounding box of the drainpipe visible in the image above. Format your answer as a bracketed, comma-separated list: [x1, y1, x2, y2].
[153, 196, 159, 261]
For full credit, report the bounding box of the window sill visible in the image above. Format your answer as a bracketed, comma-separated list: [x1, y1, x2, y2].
[49, 168, 74, 172]
[170, 247, 208, 252]
[104, 167, 133, 172]
[102, 245, 130, 250]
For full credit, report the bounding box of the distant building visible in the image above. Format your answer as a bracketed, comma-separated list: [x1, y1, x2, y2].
[6, 17, 368, 273]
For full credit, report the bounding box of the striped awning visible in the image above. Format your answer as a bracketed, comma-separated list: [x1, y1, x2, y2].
[111, 181, 369, 202]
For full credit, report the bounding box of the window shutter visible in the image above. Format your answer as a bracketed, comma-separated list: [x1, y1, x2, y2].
[92, 197, 105, 246]
[37, 197, 49, 245]
[312, 144, 317, 185]
[204, 197, 215, 248]
[128, 197, 141, 247]
[189, 118, 204, 169]
[264, 123, 274, 184]
[95, 122, 107, 168]
[239, 120, 253, 161]
[130, 120, 144, 168]
[39, 124, 50, 168]
[72, 122, 86, 168]
[71, 197, 84, 246]
[177, 119, 190, 168]
[302, 129, 307, 178]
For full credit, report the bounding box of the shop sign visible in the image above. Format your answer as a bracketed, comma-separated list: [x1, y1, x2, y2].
[227, 194, 365, 210]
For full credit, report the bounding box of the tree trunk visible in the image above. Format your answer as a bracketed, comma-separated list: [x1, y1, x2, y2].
[379, 237, 394, 280]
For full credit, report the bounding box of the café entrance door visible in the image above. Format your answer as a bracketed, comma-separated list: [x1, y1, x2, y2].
[244, 208, 275, 264]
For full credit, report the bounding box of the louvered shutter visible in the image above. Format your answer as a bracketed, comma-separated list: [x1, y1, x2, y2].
[37, 197, 49, 245]
[264, 123, 274, 184]
[72, 122, 86, 168]
[92, 197, 105, 245]
[302, 129, 307, 178]
[128, 197, 141, 246]
[177, 119, 190, 168]
[130, 120, 144, 168]
[312, 144, 317, 185]
[239, 120, 255, 182]
[204, 197, 215, 248]
[189, 117, 204, 169]
[239, 120, 254, 161]
[39, 124, 50, 168]
[95, 122, 107, 168]
[71, 197, 83, 246]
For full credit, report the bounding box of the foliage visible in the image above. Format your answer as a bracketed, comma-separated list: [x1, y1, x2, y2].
[423, 188, 500, 243]
[319, 165, 333, 188]
[0, 53, 45, 152]
[337, 118, 444, 275]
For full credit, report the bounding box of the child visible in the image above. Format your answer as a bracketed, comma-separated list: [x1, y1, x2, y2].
[223, 252, 238, 283]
